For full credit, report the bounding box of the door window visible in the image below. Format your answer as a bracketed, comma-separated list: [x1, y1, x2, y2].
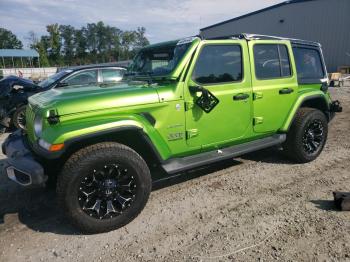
[254, 44, 291, 79]
[101, 68, 124, 83]
[192, 45, 242, 85]
[293, 47, 325, 80]
[64, 70, 98, 86]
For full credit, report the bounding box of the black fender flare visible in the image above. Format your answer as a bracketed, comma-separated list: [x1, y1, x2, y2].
[34, 126, 163, 164]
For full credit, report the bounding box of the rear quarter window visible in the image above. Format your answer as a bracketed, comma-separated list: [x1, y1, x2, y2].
[293, 47, 325, 81]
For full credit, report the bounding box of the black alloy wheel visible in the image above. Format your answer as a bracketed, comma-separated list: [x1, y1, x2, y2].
[283, 107, 328, 163]
[78, 164, 137, 219]
[13, 105, 27, 130]
[57, 142, 152, 233]
[302, 119, 324, 154]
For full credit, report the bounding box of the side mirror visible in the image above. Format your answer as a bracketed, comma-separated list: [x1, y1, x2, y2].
[189, 85, 219, 113]
[56, 82, 69, 88]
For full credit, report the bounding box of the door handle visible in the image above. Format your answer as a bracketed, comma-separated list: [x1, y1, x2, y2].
[279, 88, 294, 95]
[233, 93, 249, 101]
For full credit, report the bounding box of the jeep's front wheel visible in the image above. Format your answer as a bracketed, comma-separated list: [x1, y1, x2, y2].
[57, 142, 151, 234]
[283, 108, 328, 163]
[12, 105, 27, 130]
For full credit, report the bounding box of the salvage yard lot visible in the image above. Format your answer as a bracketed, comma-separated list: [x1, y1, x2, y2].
[0, 87, 349, 261]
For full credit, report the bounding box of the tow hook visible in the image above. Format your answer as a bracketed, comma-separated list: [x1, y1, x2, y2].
[330, 100, 342, 113]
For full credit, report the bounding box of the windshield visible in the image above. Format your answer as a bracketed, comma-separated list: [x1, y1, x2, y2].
[129, 41, 192, 76]
[38, 70, 72, 88]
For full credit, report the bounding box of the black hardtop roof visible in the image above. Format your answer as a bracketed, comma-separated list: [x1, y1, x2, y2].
[202, 33, 321, 47]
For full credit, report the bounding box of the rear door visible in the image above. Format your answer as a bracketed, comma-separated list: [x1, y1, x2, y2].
[248, 40, 298, 133]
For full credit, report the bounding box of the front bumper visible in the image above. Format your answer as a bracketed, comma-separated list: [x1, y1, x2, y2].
[2, 131, 47, 187]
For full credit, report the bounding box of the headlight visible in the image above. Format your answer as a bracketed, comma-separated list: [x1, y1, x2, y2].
[34, 115, 43, 137]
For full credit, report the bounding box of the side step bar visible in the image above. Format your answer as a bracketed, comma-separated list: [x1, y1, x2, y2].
[161, 134, 286, 174]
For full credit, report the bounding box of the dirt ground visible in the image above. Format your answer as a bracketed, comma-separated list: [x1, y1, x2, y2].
[0, 86, 349, 262]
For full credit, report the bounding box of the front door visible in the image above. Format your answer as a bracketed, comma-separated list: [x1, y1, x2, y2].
[184, 40, 252, 149]
[248, 40, 298, 133]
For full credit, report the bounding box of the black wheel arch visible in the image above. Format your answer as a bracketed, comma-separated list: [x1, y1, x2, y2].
[299, 95, 330, 120]
[51, 126, 163, 171]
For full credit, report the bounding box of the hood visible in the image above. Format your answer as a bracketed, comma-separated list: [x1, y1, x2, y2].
[0, 75, 39, 96]
[0, 75, 36, 87]
[28, 82, 160, 116]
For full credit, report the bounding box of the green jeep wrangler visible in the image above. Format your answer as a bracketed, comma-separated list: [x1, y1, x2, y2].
[2, 34, 342, 233]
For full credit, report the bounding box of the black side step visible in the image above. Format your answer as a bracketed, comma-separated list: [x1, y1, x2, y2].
[161, 134, 286, 174]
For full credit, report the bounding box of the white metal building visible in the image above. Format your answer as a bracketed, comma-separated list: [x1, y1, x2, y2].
[200, 0, 350, 72]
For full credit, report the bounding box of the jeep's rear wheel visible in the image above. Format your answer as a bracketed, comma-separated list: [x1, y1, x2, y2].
[283, 108, 328, 163]
[57, 142, 151, 233]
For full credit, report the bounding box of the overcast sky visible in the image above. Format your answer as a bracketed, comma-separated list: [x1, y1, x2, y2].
[0, 0, 282, 47]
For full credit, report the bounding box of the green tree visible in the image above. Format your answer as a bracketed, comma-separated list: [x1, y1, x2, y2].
[120, 31, 136, 60]
[25, 31, 39, 49]
[2, 23, 150, 67]
[46, 24, 62, 65]
[36, 41, 50, 67]
[134, 27, 150, 50]
[107, 26, 122, 62]
[74, 28, 88, 65]
[26, 31, 49, 66]
[0, 28, 23, 49]
[59, 25, 75, 65]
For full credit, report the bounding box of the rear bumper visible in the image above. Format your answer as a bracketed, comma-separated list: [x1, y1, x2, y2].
[2, 131, 47, 187]
[329, 100, 342, 120]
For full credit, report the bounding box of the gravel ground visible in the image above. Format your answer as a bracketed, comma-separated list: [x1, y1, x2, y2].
[0, 87, 349, 262]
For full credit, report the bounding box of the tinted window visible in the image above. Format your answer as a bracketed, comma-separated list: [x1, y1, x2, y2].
[293, 47, 324, 80]
[64, 70, 97, 86]
[192, 45, 242, 84]
[101, 69, 124, 83]
[254, 44, 291, 79]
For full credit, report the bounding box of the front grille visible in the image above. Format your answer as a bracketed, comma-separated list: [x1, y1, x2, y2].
[26, 104, 35, 122]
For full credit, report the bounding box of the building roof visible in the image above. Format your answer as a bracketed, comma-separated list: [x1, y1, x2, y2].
[200, 0, 318, 31]
[0, 49, 39, 57]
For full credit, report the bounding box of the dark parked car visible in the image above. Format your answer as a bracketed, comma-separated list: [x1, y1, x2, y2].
[0, 65, 126, 132]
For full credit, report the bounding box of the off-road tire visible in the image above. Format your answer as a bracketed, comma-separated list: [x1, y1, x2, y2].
[283, 107, 328, 163]
[57, 142, 152, 234]
[12, 105, 27, 130]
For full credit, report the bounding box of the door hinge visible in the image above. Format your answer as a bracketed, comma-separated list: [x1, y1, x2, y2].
[186, 129, 199, 139]
[253, 117, 263, 125]
[253, 92, 263, 100]
[185, 101, 194, 111]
